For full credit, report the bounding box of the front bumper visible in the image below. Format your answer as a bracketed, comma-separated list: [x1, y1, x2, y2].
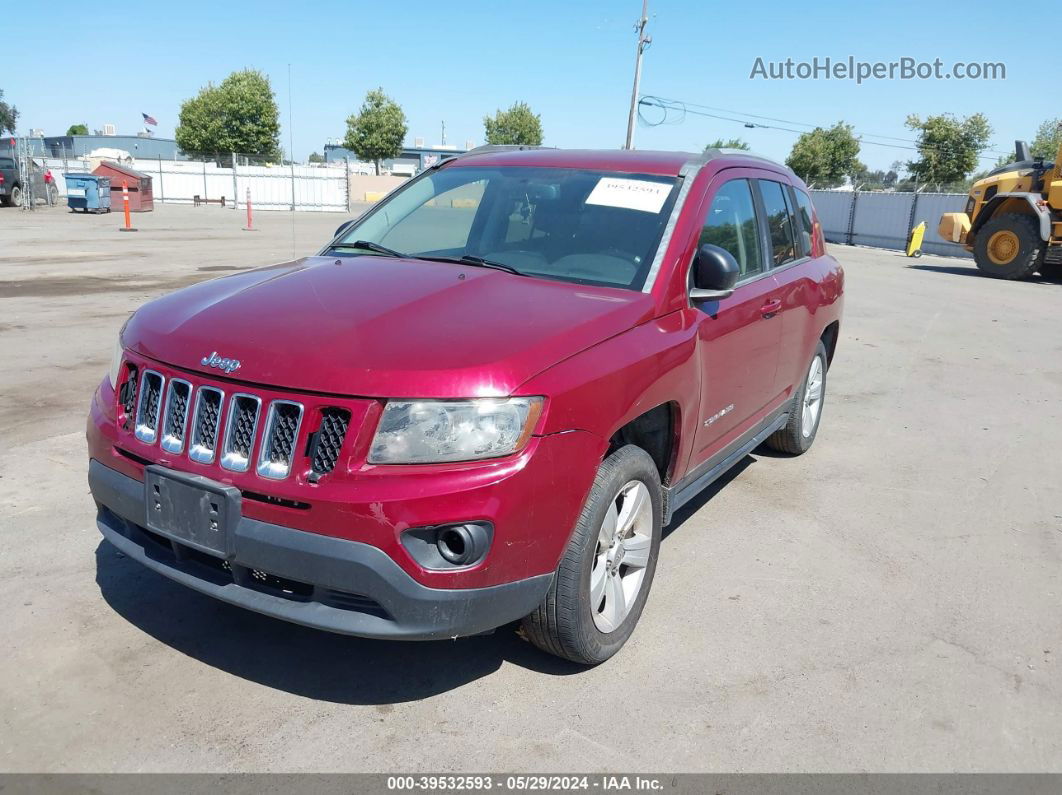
[90, 459, 553, 639]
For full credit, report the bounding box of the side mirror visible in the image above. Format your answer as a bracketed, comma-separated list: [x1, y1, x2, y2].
[334, 220, 355, 239]
[690, 244, 740, 301]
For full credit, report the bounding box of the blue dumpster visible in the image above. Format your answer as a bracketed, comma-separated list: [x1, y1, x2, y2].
[64, 173, 112, 214]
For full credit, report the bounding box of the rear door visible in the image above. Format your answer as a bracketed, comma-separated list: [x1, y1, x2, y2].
[686, 171, 785, 469]
[766, 182, 825, 400]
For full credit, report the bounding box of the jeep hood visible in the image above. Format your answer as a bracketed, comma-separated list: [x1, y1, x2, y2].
[125, 255, 655, 398]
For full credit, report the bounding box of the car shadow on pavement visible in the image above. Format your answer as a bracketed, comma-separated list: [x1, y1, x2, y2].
[93, 542, 586, 704]
[663, 455, 755, 540]
[94, 455, 761, 698]
[910, 262, 1062, 283]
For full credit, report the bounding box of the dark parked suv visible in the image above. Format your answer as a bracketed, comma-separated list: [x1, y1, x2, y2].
[0, 153, 57, 207]
[88, 146, 843, 664]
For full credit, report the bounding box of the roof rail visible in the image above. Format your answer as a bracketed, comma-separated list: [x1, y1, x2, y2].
[683, 148, 788, 176]
[429, 144, 557, 169]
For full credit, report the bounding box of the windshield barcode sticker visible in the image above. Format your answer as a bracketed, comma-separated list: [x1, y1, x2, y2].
[586, 177, 670, 213]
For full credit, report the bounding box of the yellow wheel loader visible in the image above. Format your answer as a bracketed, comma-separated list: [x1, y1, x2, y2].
[939, 138, 1062, 279]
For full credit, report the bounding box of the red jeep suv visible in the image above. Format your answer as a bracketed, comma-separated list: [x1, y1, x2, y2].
[87, 146, 843, 664]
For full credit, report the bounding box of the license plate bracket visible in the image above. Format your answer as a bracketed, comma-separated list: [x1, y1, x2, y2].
[144, 465, 241, 558]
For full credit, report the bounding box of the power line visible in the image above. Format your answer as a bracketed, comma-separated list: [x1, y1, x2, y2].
[638, 96, 1013, 163]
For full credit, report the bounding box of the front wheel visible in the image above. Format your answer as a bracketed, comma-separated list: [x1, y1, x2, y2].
[973, 214, 1043, 280]
[9, 185, 22, 208]
[522, 445, 662, 665]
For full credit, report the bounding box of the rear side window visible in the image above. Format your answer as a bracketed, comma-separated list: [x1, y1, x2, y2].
[793, 188, 817, 257]
[699, 179, 764, 278]
[0, 157, 13, 169]
[758, 180, 799, 267]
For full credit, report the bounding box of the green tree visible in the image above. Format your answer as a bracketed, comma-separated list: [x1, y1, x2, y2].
[344, 88, 407, 175]
[0, 89, 17, 134]
[785, 122, 864, 187]
[706, 137, 750, 151]
[307, 151, 325, 164]
[66, 123, 89, 136]
[175, 69, 281, 160]
[851, 168, 898, 190]
[904, 113, 991, 186]
[483, 102, 543, 146]
[1030, 118, 1062, 159]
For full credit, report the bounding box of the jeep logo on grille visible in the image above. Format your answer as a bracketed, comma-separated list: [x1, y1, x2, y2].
[201, 351, 241, 374]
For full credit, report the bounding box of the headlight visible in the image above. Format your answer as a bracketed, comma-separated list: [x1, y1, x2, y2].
[369, 397, 544, 464]
[107, 335, 124, 389]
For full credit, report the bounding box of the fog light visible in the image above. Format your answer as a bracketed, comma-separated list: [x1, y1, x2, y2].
[437, 525, 475, 565]
[401, 522, 493, 570]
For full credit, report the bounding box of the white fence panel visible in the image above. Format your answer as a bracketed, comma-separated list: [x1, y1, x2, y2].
[128, 158, 348, 212]
[911, 193, 972, 258]
[850, 192, 915, 251]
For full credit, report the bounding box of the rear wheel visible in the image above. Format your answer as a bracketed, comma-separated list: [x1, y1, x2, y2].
[766, 341, 828, 455]
[973, 214, 1043, 280]
[9, 185, 22, 208]
[522, 444, 662, 665]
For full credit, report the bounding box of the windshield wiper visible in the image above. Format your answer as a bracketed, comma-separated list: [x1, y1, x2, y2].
[327, 240, 406, 258]
[414, 254, 525, 276]
[325, 242, 524, 276]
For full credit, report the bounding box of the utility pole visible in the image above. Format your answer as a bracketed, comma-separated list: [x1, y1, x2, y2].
[624, 0, 651, 150]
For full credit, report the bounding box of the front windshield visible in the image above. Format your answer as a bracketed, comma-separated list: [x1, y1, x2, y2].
[332, 166, 680, 290]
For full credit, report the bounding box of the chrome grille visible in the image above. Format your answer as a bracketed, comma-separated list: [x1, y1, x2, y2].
[189, 387, 224, 464]
[311, 408, 351, 475]
[160, 379, 191, 454]
[221, 394, 261, 472]
[134, 370, 165, 444]
[256, 401, 303, 480]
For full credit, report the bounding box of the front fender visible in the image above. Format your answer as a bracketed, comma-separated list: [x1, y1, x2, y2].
[519, 310, 701, 483]
[974, 193, 1051, 240]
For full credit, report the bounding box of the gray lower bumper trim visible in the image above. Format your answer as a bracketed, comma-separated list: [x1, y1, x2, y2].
[89, 459, 552, 640]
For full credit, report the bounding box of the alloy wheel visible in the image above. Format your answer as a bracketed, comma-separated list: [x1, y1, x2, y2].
[802, 355, 824, 437]
[590, 480, 653, 633]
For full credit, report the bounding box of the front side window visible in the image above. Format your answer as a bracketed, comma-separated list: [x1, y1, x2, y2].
[331, 166, 680, 290]
[758, 180, 799, 267]
[698, 179, 764, 278]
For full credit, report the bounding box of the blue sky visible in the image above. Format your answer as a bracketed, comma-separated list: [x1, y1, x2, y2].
[8, 0, 1046, 171]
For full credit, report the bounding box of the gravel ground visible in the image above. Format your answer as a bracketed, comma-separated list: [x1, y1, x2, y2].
[1, 203, 1059, 772]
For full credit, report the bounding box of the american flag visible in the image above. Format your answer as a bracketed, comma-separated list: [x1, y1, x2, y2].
[142, 113, 157, 126]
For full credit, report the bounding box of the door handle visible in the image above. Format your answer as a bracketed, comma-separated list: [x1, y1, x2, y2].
[760, 299, 782, 318]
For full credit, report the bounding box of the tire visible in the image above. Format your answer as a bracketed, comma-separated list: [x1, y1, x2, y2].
[766, 340, 828, 455]
[9, 185, 22, 208]
[522, 444, 662, 665]
[973, 214, 1043, 280]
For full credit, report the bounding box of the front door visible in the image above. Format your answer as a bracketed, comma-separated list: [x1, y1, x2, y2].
[687, 175, 784, 469]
